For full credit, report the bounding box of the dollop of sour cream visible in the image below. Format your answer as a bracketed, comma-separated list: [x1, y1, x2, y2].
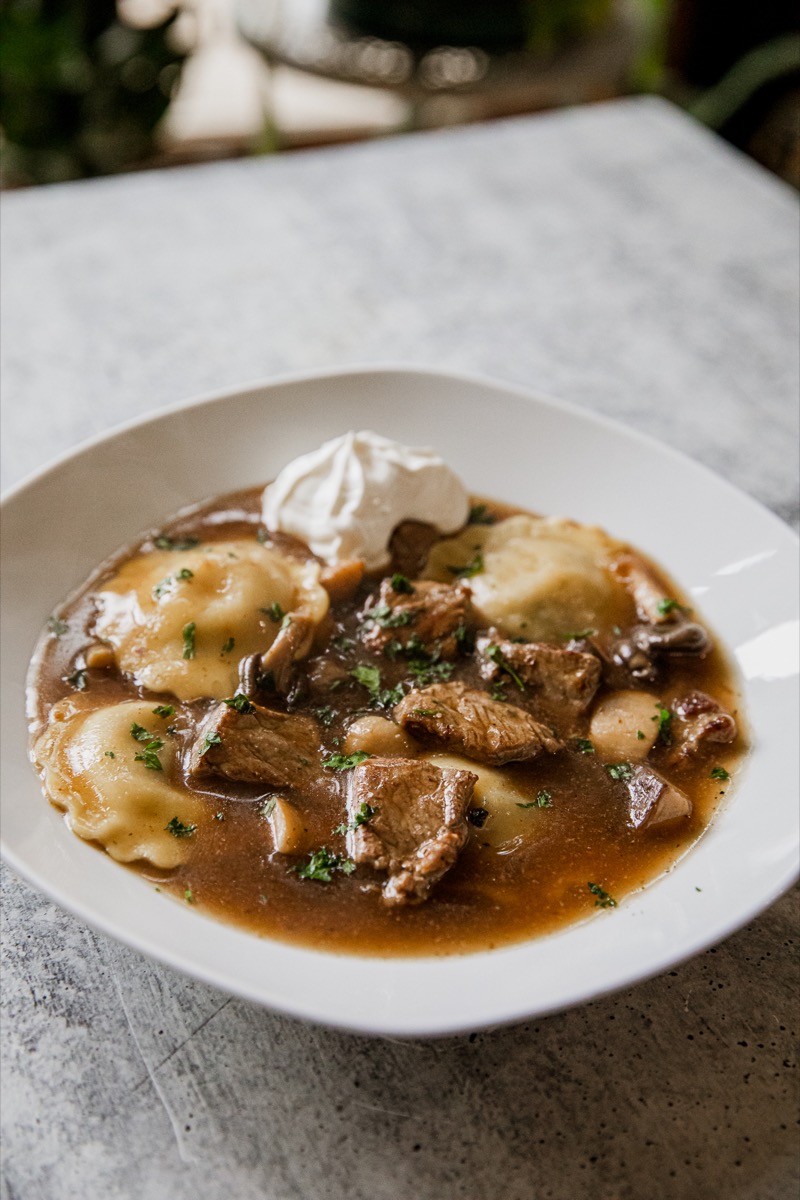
[262, 431, 470, 570]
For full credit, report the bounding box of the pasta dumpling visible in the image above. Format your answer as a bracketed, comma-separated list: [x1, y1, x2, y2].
[33, 698, 202, 868]
[425, 515, 619, 642]
[94, 540, 328, 700]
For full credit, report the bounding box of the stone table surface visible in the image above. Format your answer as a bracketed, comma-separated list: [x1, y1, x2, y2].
[1, 97, 798, 1200]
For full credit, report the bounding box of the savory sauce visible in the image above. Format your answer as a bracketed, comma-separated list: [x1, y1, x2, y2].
[27, 488, 744, 956]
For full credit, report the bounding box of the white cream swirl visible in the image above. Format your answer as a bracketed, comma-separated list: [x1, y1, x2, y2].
[262, 431, 470, 570]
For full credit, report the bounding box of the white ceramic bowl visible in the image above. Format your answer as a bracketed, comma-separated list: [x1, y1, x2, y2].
[2, 367, 798, 1037]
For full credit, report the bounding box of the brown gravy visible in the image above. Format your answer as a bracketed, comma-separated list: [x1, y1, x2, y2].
[28, 488, 744, 956]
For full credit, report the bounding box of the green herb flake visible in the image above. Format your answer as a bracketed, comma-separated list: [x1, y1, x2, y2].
[637, 730, 646, 740]
[155, 534, 199, 552]
[562, 628, 597, 641]
[104, 750, 116, 759]
[213, 811, 225, 821]
[221, 637, 235, 654]
[48, 616, 69, 637]
[199, 730, 222, 757]
[184, 887, 194, 903]
[223, 693, 256, 714]
[656, 598, 685, 616]
[468, 504, 496, 526]
[588, 882, 617, 908]
[390, 573, 415, 595]
[280, 614, 293, 630]
[447, 549, 484, 579]
[334, 801, 378, 835]
[65, 670, 88, 691]
[182, 622, 196, 660]
[134, 741, 164, 771]
[260, 797, 278, 818]
[322, 751, 372, 771]
[486, 644, 525, 692]
[293, 847, 355, 882]
[256, 528, 268, 544]
[152, 704, 175, 719]
[165, 817, 196, 838]
[350, 664, 382, 695]
[412, 708, 441, 717]
[366, 604, 414, 630]
[517, 789, 553, 810]
[490, 682, 508, 702]
[313, 706, 335, 727]
[453, 623, 475, 655]
[710, 766, 730, 781]
[467, 807, 489, 827]
[574, 738, 595, 755]
[130, 723, 152, 742]
[605, 762, 634, 782]
[261, 602, 285, 623]
[652, 705, 673, 745]
[408, 658, 454, 686]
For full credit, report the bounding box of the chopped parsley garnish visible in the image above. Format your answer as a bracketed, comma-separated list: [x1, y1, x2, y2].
[411, 708, 441, 717]
[574, 738, 595, 755]
[165, 817, 196, 838]
[467, 808, 489, 827]
[333, 635, 355, 652]
[48, 616, 69, 637]
[256, 527, 268, 544]
[213, 811, 225, 821]
[710, 766, 730, 781]
[104, 750, 116, 759]
[335, 801, 378, 835]
[262, 602, 285, 623]
[184, 887, 194, 903]
[517, 790, 553, 809]
[221, 637, 235, 654]
[293, 848, 355, 882]
[154, 568, 194, 599]
[562, 628, 597, 641]
[652, 705, 673, 745]
[605, 762, 634, 781]
[134, 740, 164, 771]
[454, 623, 475, 654]
[199, 730, 222, 756]
[313, 705, 335, 727]
[152, 704, 175, 718]
[447, 549, 484, 579]
[130, 723, 152, 742]
[486, 644, 525, 692]
[223, 693, 256, 714]
[588, 882, 617, 908]
[322, 751, 372, 770]
[366, 604, 415, 630]
[154, 534, 199, 551]
[390, 573, 415, 595]
[349, 664, 403, 708]
[637, 730, 645, 740]
[280, 614, 293, 630]
[182, 622, 196, 660]
[468, 504, 496, 525]
[656, 598, 685, 616]
[260, 797, 278, 818]
[490, 682, 508, 702]
[65, 670, 87, 691]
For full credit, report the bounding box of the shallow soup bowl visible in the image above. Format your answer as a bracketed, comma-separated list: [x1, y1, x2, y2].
[2, 366, 798, 1037]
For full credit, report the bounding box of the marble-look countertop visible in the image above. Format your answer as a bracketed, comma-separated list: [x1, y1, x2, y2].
[2, 97, 798, 1200]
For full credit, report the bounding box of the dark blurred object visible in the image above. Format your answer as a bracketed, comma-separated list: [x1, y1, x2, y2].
[330, 0, 614, 53]
[0, 0, 187, 186]
[667, 1, 800, 187]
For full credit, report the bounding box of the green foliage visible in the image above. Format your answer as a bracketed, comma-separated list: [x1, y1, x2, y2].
[0, 1, 187, 185]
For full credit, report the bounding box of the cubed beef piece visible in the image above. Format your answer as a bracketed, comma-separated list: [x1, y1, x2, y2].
[187, 699, 320, 788]
[394, 682, 562, 766]
[665, 690, 737, 767]
[625, 764, 691, 829]
[346, 755, 477, 905]
[360, 578, 469, 658]
[477, 634, 601, 734]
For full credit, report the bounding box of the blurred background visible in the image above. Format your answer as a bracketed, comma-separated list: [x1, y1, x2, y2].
[1, 0, 798, 189]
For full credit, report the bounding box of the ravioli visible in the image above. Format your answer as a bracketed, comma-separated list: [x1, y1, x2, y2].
[93, 539, 328, 701]
[424, 515, 619, 642]
[33, 699, 202, 868]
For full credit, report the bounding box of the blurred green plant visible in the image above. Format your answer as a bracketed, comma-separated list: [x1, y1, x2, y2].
[0, 0, 187, 186]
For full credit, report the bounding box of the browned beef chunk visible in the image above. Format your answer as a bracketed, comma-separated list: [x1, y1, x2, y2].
[394, 682, 562, 765]
[346, 756, 476, 905]
[624, 764, 691, 829]
[477, 634, 601, 734]
[360, 578, 469, 657]
[187, 699, 320, 788]
[388, 520, 441, 579]
[665, 691, 737, 767]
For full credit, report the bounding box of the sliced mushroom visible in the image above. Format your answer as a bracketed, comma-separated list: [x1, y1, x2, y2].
[609, 620, 711, 685]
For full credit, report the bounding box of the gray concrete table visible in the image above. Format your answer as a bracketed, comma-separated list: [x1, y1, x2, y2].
[2, 97, 798, 1200]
